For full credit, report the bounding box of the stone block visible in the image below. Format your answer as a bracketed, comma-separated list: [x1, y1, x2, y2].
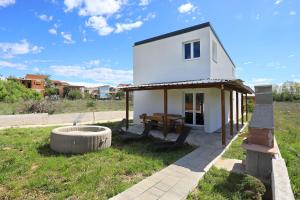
[254, 85, 272, 94]
[248, 128, 274, 147]
[255, 93, 273, 104]
[245, 150, 272, 179]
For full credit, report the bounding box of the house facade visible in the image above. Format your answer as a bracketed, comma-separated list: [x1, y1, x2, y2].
[129, 22, 251, 135]
[98, 85, 111, 99]
[18, 74, 47, 95]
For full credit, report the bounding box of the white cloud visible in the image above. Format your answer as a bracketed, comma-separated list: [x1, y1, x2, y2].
[64, 0, 82, 12]
[243, 61, 253, 65]
[115, 21, 143, 33]
[0, 40, 43, 58]
[85, 16, 114, 36]
[48, 28, 57, 35]
[143, 12, 156, 21]
[139, 0, 150, 6]
[288, 54, 295, 57]
[0, 60, 27, 70]
[64, 0, 125, 16]
[67, 81, 101, 87]
[38, 14, 53, 22]
[274, 0, 282, 5]
[255, 14, 260, 20]
[0, 0, 15, 7]
[266, 61, 286, 69]
[251, 78, 273, 85]
[85, 59, 100, 66]
[50, 65, 133, 85]
[33, 67, 40, 72]
[61, 32, 75, 44]
[178, 3, 196, 14]
[289, 11, 296, 16]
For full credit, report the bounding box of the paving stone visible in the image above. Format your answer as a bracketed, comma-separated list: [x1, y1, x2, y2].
[135, 191, 159, 200]
[109, 124, 246, 200]
[147, 186, 165, 197]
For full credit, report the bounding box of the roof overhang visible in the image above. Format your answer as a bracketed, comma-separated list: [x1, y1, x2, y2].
[120, 79, 253, 94]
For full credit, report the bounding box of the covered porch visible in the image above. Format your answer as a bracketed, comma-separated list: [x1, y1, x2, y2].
[122, 79, 253, 146]
[124, 122, 244, 147]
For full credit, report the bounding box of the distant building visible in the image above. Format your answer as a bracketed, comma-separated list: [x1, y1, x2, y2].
[11, 74, 47, 95]
[117, 83, 133, 100]
[51, 80, 70, 97]
[98, 85, 111, 99]
[85, 87, 99, 98]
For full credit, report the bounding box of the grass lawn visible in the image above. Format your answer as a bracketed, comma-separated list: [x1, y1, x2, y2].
[0, 99, 133, 115]
[187, 167, 268, 200]
[221, 102, 300, 198]
[0, 121, 193, 199]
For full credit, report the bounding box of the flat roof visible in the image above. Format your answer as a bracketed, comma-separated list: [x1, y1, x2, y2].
[134, 22, 235, 67]
[120, 78, 253, 94]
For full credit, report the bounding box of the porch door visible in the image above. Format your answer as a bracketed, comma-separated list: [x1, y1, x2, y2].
[184, 93, 204, 125]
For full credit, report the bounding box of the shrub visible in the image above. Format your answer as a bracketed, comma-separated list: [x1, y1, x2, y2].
[86, 99, 96, 108]
[0, 79, 42, 103]
[45, 87, 59, 96]
[19, 100, 56, 114]
[67, 90, 82, 100]
[240, 175, 266, 200]
[247, 98, 255, 112]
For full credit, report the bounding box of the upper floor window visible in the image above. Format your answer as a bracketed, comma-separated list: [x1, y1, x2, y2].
[184, 40, 200, 60]
[212, 41, 217, 62]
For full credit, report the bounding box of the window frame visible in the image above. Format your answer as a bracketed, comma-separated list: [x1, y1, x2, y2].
[183, 39, 200, 60]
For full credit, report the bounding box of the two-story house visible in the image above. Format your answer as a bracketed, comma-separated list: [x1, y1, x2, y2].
[122, 22, 253, 145]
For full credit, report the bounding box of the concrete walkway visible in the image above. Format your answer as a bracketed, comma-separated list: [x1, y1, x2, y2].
[110, 123, 248, 200]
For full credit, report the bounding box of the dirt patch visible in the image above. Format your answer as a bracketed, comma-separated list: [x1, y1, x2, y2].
[31, 163, 39, 171]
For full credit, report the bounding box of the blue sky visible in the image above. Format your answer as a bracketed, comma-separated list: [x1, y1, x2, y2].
[0, 0, 299, 87]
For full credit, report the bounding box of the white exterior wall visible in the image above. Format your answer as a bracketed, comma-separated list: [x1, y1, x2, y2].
[209, 29, 235, 79]
[133, 25, 243, 133]
[133, 88, 241, 133]
[133, 27, 211, 85]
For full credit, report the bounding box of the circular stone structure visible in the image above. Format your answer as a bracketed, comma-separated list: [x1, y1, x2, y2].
[50, 126, 111, 154]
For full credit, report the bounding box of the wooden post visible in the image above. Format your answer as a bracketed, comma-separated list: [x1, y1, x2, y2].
[241, 93, 244, 126]
[163, 89, 168, 137]
[246, 93, 248, 121]
[236, 91, 239, 131]
[125, 90, 129, 130]
[230, 90, 233, 136]
[221, 86, 226, 146]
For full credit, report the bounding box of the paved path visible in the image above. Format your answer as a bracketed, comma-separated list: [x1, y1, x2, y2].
[110, 123, 248, 200]
[0, 111, 133, 128]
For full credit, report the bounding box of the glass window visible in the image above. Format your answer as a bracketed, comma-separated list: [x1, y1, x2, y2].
[184, 43, 191, 59]
[193, 41, 200, 58]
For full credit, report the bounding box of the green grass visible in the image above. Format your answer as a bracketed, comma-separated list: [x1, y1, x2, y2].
[222, 113, 252, 160]
[221, 102, 300, 198]
[187, 167, 269, 200]
[0, 99, 133, 115]
[273, 102, 300, 198]
[0, 121, 193, 199]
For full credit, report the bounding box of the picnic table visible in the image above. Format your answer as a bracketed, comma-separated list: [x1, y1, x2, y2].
[140, 113, 185, 133]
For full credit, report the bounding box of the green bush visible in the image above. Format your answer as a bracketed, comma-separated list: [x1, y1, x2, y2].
[19, 100, 56, 114]
[86, 99, 96, 108]
[240, 175, 266, 200]
[45, 87, 58, 96]
[0, 80, 42, 103]
[67, 90, 82, 100]
[273, 82, 300, 102]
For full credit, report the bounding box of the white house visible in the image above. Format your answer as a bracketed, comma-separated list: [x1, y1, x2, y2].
[98, 85, 111, 99]
[122, 22, 253, 145]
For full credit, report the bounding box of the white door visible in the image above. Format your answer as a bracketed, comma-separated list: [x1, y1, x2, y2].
[184, 93, 204, 125]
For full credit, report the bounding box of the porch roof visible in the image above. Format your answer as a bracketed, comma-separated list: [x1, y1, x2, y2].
[121, 78, 253, 94]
